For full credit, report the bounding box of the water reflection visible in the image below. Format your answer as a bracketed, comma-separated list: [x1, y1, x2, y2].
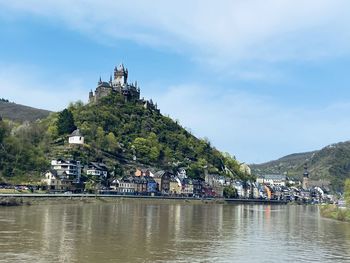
[0, 202, 350, 262]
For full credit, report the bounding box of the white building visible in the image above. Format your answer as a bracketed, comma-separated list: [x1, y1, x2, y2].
[256, 174, 286, 187]
[86, 162, 108, 178]
[118, 177, 135, 193]
[51, 159, 82, 183]
[69, 129, 84, 145]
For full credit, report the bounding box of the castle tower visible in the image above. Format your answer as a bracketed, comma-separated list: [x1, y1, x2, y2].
[302, 163, 309, 190]
[113, 64, 128, 86]
[88, 90, 94, 103]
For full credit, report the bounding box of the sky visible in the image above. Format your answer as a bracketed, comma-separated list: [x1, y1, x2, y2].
[1, 0, 350, 164]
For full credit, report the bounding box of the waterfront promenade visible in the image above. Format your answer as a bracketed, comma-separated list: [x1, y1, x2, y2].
[0, 193, 287, 204]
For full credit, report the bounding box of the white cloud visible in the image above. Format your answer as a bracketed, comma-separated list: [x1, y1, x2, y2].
[1, 0, 350, 68]
[1, 1, 350, 163]
[0, 64, 87, 111]
[146, 83, 350, 163]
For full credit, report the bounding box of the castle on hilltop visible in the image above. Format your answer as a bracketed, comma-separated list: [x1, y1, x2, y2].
[89, 64, 141, 103]
[88, 64, 159, 112]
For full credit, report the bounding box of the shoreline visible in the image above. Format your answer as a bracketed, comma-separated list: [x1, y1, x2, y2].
[0, 193, 288, 206]
[320, 204, 350, 222]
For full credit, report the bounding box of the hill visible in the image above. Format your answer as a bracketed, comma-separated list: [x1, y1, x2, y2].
[0, 92, 247, 183]
[251, 141, 350, 190]
[0, 100, 51, 122]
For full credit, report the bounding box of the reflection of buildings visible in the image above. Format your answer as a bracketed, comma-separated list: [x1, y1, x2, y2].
[8, 203, 350, 262]
[40, 205, 76, 262]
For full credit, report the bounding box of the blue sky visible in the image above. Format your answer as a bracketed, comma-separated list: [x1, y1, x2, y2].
[1, 0, 350, 164]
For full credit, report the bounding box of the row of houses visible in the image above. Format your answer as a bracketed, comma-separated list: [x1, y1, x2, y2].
[109, 171, 223, 197]
[41, 157, 334, 203]
[41, 159, 226, 197]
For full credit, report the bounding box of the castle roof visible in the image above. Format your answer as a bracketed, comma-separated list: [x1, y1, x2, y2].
[97, 81, 112, 88]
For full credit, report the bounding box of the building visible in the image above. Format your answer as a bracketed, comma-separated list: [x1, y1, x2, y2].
[89, 64, 140, 103]
[154, 170, 172, 194]
[205, 173, 226, 187]
[51, 159, 82, 183]
[302, 163, 309, 190]
[181, 178, 193, 196]
[68, 129, 84, 145]
[41, 170, 72, 191]
[86, 162, 108, 178]
[233, 181, 245, 198]
[192, 179, 203, 197]
[169, 176, 182, 195]
[135, 168, 152, 177]
[256, 174, 286, 187]
[145, 176, 157, 194]
[118, 177, 135, 194]
[133, 176, 148, 194]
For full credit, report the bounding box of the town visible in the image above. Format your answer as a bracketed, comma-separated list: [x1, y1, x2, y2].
[0, 64, 336, 205]
[37, 144, 335, 204]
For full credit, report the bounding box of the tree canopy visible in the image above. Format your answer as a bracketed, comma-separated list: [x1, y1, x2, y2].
[345, 179, 350, 207]
[0, 92, 246, 183]
[57, 109, 76, 135]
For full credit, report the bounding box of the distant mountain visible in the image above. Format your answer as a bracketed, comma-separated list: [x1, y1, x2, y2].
[251, 141, 350, 190]
[0, 100, 51, 122]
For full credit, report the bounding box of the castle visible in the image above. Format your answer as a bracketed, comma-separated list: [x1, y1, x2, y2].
[89, 64, 141, 103]
[89, 64, 159, 112]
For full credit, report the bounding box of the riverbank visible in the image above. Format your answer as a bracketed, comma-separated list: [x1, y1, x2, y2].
[0, 197, 29, 206]
[0, 193, 288, 206]
[320, 204, 350, 222]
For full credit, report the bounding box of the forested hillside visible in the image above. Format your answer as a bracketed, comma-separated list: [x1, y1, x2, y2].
[0, 93, 248, 183]
[0, 99, 51, 122]
[251, 142, 350, 190]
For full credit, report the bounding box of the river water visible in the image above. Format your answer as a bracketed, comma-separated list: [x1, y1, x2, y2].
[0, 201, 349, 263]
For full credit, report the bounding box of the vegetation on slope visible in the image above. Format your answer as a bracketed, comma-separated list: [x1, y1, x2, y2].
[320, 179, 350, 222]
[252, 142, 350, 191]
[0, 100, 51, 122]
[0, 93, 249, 183]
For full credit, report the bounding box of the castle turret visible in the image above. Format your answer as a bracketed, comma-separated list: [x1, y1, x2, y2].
[113, 64, 128, 86]
[89, 90, 94, 103]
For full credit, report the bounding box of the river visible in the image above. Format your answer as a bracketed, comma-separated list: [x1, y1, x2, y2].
[0, 201, 349, 262]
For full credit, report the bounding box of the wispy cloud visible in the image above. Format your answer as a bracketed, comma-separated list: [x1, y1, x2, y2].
[146, 83, 350, 163]
[1, 0, 350, 68]
[1, 1, 350, 163]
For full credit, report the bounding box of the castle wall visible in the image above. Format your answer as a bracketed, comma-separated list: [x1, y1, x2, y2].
[89, 65, 141, 104]
[95, 87, 112, 101]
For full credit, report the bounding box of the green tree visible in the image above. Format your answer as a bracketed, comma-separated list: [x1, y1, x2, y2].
[96, 126, 105, 148]
[56, 109, 76, 135]
[0, 119, 7, 144]
[85, 174, 99, 194]
[133, 137, 150, 157]
[223, 186, 237, 198]
[105, 132, 118, 152]
[344, 179, 350, 207]
[114, 163, 124, 177]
